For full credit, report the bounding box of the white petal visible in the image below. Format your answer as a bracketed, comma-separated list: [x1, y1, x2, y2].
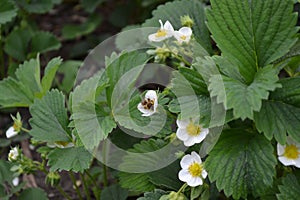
[193, 133, 207, 144]
[202, 170, 208, 179]
[294, 158, 300, 168]
[12, 177, 19, 186]
[286, 137, 296, 145]
[187, 177, 203, 187]
[277, 143, 285, 156]
[137, 103, 148, 114]
[142, 111, 155, 117]
[278, 156, 296, 166]
[145, 90, 157, 100]
[176, 119, 189, 128]
[178, 169, 191, 182]
[164, 20, 174, 32]
[183, 137, 196, 147]
[191, 151, 202, 163]
[148, 33, 168, 42]
[6, 126, 18, 138]
[180, 154, 194, 168]
[159, 19, 164, 29]
[176, 128, 189, 141]
[178, 27, 192, 35]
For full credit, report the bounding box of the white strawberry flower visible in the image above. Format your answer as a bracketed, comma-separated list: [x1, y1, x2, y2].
[178, 151, 207, 187]
[148, 20, 174, 42]
[6, 113, 22, 138]
[8, 147, 19, 162]
[277, 137, 300, 168]
[174, 27, 193, 44]
[12, 177, 19, 186]
[176, 118, 209, 147]
[137, 90, 158, 117]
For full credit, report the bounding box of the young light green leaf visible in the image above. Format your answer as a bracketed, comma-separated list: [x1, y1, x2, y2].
[0, 0, 17, 24]
[100, 184, 128, 200]
[205, 129, 277, 199]
[277, 174, 300, 200]
[143, 0, 212, 53]
[206, 0, 298, 83]
[18, 188, 48, 200]
[29, 89, 70, 142]
[208, 65, 281, 120]
[4, 28, 32, 61]
[31, 31, 61, 54]
[47, 146, 92, 172]
[254, 77, 300, 144]
[41, 57, 62, 94]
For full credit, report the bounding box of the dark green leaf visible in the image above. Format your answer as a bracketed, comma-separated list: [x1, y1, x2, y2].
[29, 89, 70, 142]
[31, 31, 61, 54]
[137, 189, 167, 200]
[41, 57, 62, 94]
[80, 0, 106, 13]
[17, 0, 55, 14]
[57, 60, 81, 93]
[100, 184, 128, 200]
[277, 174, 300, 200]
[0, 160, 13, 183]
[0, 0, 17, 24]
[18, 188, 48, 200]
[207, 0, 298, 83]
[47, 146, 92, 172]
[254, 77, 300, 144]
[205, 129, 277, 199]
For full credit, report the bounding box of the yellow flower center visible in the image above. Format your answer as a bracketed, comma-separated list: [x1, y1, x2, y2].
[180, 35, 187, 40]
[284, 144, 299, 159]
[188, 162, 203, 177]
[155, 29, 167, 38]
[186, 122, 201, 136]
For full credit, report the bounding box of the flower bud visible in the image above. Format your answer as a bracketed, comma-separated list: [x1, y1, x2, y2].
[180, 15, 194, 27]
[46, 172, 61, 187]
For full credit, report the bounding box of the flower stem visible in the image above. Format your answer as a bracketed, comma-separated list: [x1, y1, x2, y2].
[56, 185, 72, 200]
[177, 183, 188, 194]
[80, 173, 91, 200]
[21, 127, 30, 133]
[69, 172, 83, 200]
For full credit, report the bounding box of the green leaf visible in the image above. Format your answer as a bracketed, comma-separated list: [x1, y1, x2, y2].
[0, 160, 13, 183]
[208, 65, 281, 120]
[100, 184, 128, 200]
[80, 0, 106, 13]
[71, 73, 115, 150]
[62, 14, 102, 40]
[143, 0, 212, 53]
[205, 129, 277, 199]
[0, 57, 43, 107]
[149, 160, 182, 191]
[47, 146, 92, 172]
[29, 89, 70, 142]
[0, 0, 17, 24]
[206, 0, 298, 83]
[31, 31, 61, 54]
[277, 174, 300, 200]
[41, 57, 62, 94]
[119, 139, 167, 192]
[137, 189, 167, 200]
[254, 77, 300, 144]
[17, 0, 56, 14]
[18, 188, 48, 200]
[4, 28, 32, 61]
[57, 60, 81, 93]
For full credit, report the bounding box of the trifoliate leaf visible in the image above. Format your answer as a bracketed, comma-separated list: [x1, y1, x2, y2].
[29, 89, 70, 142]
[62, 14, 102, 40]
[137, 189, 167, 200]
[208, 65, 281, 120]
[277, 174, 300, 200]
[41, 57, 62, 95]
[0, 0, 17, 25]
[205, 129, 277, 199]
[207, 0, 298, 83]
[18, 188, 48, 200]
[143, 0, 212, 53]
[31, 31, 61, 54]
[4, 28, 32, 61]
[254, 77, 300, 144]
[47, 146, 92, 172]
[100, 184, 128, 200]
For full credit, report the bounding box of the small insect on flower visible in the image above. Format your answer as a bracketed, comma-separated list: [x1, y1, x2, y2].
[176, 118, 209, 147]
[137, 90, 158, 117]
[277, 137, 300, 168]
[148, 19, 174, 42]
[174, 27, 193, 44]
[178, 151, 207, 187]
[8, 147, 19, 162]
